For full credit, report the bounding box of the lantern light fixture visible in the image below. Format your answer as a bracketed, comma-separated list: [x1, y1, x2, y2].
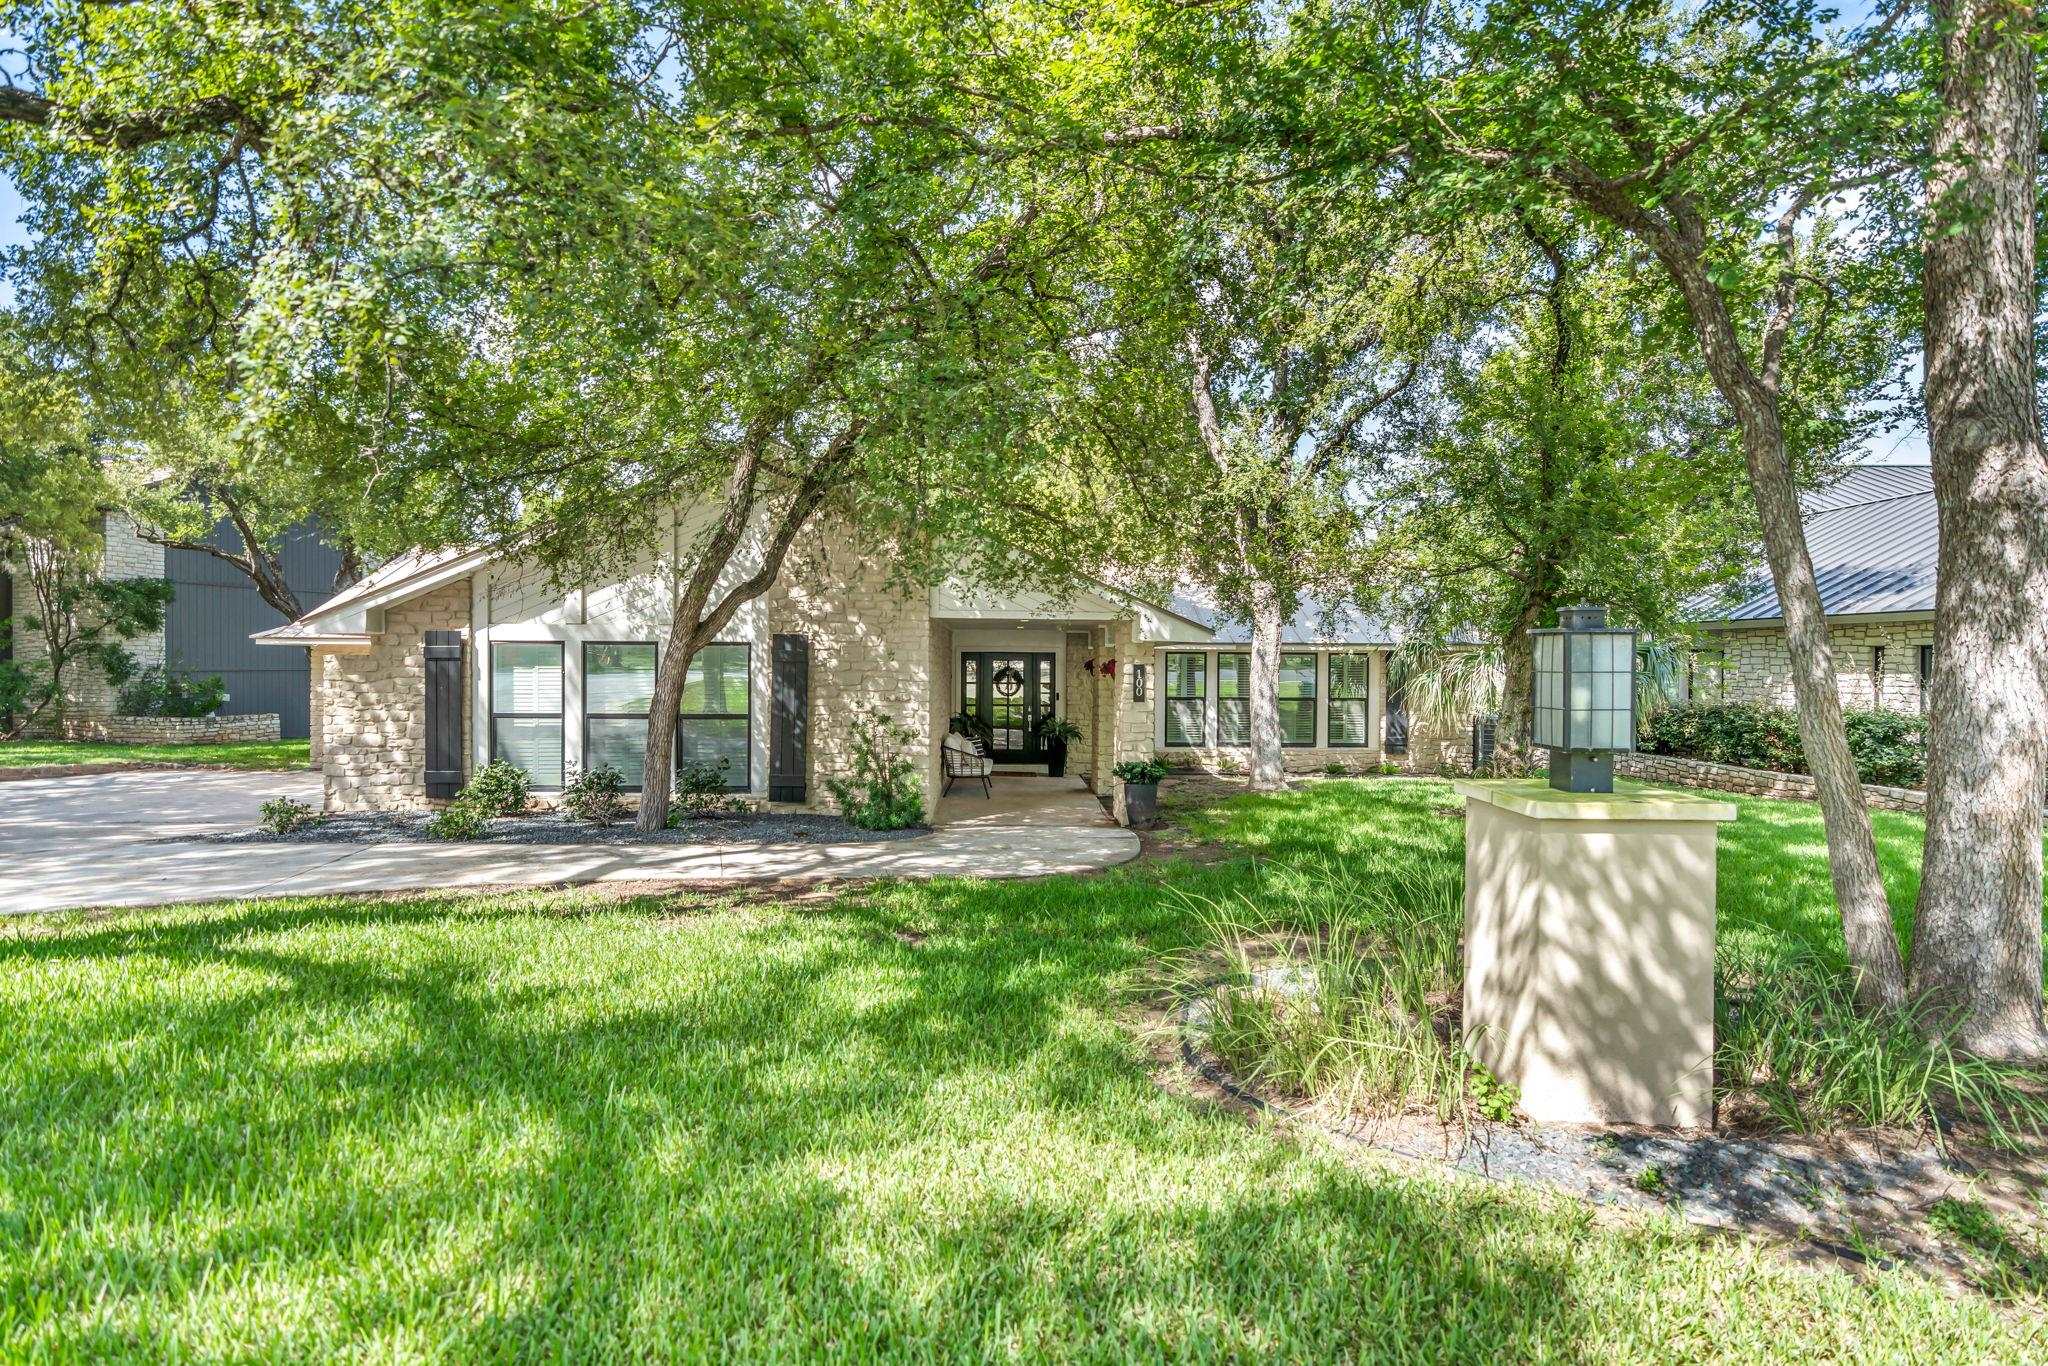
[1529, 603, 1638, 793]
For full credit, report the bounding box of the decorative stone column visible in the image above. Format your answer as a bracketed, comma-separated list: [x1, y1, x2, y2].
[1457, 778, 1737, 1128]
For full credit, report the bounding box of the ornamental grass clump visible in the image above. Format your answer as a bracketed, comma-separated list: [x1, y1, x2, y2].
[1171, 854, 1479, 1121]
[1716, 956, 2048, 1150]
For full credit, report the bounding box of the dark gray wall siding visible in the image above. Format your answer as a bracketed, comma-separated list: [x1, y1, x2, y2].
[163, 520, 343, 739]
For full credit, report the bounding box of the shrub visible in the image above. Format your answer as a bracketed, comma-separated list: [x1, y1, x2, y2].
[1639, 701, 1804, 773]
[670, 758, 743, 822]
[825, 709, 925, 831]
[117, 665, 228, 718]
[258, 796, 319, 835]
[561, 763, 625, 826]
[1843, 708, 1928, 788]
[1113, 758, 1170, 785]
[427, 799, 489, 841]
[1640, 701, 1928, 788]
[461, 760, 531, 816]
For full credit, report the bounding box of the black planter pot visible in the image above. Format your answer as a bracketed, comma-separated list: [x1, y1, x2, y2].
[1045, 737, 1069, 778]
[1123, 780, 1160, 828]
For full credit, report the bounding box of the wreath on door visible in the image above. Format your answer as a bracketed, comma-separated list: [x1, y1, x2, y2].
[992, 664, 1025, 698]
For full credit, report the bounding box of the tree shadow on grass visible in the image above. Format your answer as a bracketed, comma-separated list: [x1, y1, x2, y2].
[4, 801, 2008, 1356]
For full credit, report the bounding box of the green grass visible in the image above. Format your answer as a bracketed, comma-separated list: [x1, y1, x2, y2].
[3, 782, 2046, 1356]
[1177, 780, 2048, 1146]
[0, 738, 311, 771]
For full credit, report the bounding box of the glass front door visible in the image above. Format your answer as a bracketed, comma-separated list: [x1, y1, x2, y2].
[960, 652, 1057, 763]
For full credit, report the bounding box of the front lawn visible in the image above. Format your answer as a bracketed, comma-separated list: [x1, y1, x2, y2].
[3, 781, 2043, 1357]
[0, 738, 311, 771]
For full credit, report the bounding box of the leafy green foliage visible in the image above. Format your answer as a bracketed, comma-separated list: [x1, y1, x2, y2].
[1842, 710, 1930, 789]
[426, 799, 490, 843]
[668, 759, 743, 822]
[1643, 702, 1927, 787]
[1112, 759, 1170, 785]
[1640, 702, 1806, 774]
[561, 764, 626, 827]
[460, 761, 531, 817]
[258, 797, 320, 836]
[825, 710, 924, 832]
[116, 666, 229, 719]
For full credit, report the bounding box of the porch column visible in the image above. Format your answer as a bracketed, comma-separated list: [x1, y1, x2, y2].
[1107, 624, 1158, 825]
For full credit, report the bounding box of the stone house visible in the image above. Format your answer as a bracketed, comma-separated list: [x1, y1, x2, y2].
[3, 510, 341, 740]
[259, 510, 1437, 825]
[1683, 465, 1939, 714]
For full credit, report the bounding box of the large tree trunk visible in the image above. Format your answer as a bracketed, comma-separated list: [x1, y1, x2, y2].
[637, 422, 862, 830]
[1247, 579, 1286, 790]
[1908, 0, 2048, 1060]
[1588, 191, 1907, 1010]
[1495, 597, 1545, 770]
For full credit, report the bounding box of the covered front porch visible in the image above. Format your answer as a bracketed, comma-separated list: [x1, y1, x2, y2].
[926, 577, 1205, 813]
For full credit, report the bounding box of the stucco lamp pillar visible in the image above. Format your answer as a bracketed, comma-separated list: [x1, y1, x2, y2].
[1458, 605, 1737, 1128]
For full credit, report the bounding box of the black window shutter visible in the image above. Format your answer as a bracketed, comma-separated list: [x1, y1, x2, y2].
[770, 633, 809, 803]
[424, 630, 465, 798]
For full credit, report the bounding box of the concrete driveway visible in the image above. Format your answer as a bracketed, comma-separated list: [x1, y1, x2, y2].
[1, 769, 1139, 915]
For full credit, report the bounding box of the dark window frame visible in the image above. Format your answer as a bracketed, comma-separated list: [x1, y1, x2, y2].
[1278, 651, 1318, 748]
[1162, 650, 1208, 748]
[1326, 651, 1373, 748]
[676, 640, 753, 792]
[582, 640, 659, 792]
[1215, 650, 1250, 748]
[489, 639, 567, 791]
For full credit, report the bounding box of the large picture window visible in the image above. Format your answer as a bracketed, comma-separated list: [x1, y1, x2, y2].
[1327, 653, 1372, 747]
[1163, 652, 1207, 747]
[679, 643, 751, 791]
[491, 641, 565, 789]
[1216, 652, 1250, 747]
[1279, 652, 1317, 746]
[584, 642, 657, 790]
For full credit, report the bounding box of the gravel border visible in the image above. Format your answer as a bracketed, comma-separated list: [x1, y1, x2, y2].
[188, 810, 929, 847]
[1174, 983, 2044, 1285]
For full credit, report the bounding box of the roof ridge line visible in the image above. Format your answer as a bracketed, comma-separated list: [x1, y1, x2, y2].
[1805, 488, 1935, 516]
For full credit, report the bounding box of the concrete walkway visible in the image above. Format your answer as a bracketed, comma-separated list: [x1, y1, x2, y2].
[2, 770, 1138, 915]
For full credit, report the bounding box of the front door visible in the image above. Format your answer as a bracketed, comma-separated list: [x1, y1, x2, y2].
[960, 652, 1057, 764]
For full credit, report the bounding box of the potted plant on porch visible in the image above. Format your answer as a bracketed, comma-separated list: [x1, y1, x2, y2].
[1038, 717, 1083, 778]
[1112, 758, 1170, 827]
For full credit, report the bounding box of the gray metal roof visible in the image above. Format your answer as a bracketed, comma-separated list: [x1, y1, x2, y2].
[1691, 465, 1937, 624]
[1165, 592, 1403, 645]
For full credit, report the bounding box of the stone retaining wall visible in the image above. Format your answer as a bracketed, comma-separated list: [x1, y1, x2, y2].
[1616, 751, 1926, 813]
[60, 713, 281, 744]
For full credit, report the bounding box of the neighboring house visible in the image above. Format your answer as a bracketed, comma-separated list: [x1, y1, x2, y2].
[1, 510, 343, 740]
[258, 511, 1451, 823]
[1684, 465, 1938, 714]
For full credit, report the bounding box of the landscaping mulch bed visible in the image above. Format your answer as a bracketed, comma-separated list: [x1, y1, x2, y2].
[190, 810, 929, 847]
[1166, 974, 2048, 1292]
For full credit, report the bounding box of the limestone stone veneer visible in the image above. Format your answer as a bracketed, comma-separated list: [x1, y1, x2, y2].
[1457, 779, 1737, 1128]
